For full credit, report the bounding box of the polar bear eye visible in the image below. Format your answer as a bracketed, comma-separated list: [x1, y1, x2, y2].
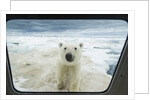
[64, 47, 67, 50]
[74, 47, 77, 50]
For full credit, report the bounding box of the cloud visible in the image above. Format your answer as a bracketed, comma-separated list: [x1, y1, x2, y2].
[7, 19, 128, 37]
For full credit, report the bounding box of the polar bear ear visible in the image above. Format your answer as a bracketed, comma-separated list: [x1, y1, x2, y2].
[79, 43, 83, 49]
[59, 42, 63, 48]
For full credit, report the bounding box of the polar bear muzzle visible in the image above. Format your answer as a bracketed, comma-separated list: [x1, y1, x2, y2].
[65, 53, 74, 62]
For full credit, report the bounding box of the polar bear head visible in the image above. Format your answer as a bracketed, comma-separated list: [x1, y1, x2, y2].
[58, 42, 83, 66]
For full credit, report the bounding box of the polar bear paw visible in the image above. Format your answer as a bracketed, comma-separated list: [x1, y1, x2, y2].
[57, 83, 65, 90]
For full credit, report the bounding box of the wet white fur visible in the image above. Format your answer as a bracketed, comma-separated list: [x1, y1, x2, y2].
[57, 42, 83, 91]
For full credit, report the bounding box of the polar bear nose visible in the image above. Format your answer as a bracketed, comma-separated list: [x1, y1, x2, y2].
[66, 53, 73, 62]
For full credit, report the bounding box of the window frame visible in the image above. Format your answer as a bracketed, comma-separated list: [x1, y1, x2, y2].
[6, 14, 128, 95]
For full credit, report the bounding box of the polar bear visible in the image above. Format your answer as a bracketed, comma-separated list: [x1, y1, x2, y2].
[56, 42, 83, 92]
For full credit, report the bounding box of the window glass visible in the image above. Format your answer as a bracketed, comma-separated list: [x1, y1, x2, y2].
[7, 19, 128, 92]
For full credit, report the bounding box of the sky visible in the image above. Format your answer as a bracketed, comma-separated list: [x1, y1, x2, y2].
[6, 19, 128, 37]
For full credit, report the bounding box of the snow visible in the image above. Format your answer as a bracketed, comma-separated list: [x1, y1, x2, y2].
[7, 36, 126, 92]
